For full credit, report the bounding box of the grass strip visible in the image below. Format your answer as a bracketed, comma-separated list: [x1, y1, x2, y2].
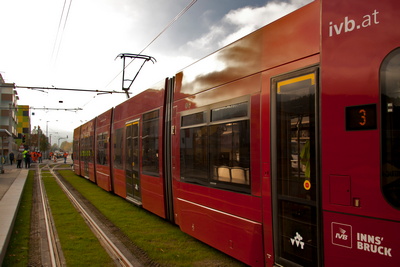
[59, 170, 245, 266]
[41, 170, 115, 266]
[3, 171, 34, 266]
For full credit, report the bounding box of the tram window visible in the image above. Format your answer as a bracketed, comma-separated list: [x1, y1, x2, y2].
[73, 140, 79, 159]
[88, 136, 94, 161]
[82, 136, 94, 162]
[181, 111, 206, 127]
[276, 73, 316, 201]
[209, 121, 250, 186]
[80, 138, 84, 157]
[381, 47, 400, 209]
[142, 110, 159, 176]
[211, 102, 248, 122]
[180, 100, 251, 193]
[97, 133, 108, 165]
[114, 128, 123, 169]
[125, 124, 133, 168]
[180, 126, 209, 184]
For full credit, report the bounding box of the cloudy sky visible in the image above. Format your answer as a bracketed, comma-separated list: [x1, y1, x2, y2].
[0, 0, 312, 143]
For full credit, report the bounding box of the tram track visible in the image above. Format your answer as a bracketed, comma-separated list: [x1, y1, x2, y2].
[30, 163, 65, 266]
[33, 162, 143, 267]
[38, 167, 63, 266]
[49, 164, 139, 267]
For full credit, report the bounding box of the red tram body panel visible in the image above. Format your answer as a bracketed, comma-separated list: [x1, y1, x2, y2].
[72, 0, 400, 266]
[172, 76, 264, 265]
[94, 108, 113, 191]
[321, 0, 400, 266]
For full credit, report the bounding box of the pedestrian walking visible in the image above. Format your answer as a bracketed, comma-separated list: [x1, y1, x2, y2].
[16, 151, 23, 168]
[31, 152, 36, 163]
[63, 152, 68, 163]
[23, 149, 31, 168]
[9, 152, 14, 165]
[22, 149, 27, 166]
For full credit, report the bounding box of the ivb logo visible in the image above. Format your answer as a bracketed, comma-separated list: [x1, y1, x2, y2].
[332, 222, 352, 248]
[336, 228, 348, 240]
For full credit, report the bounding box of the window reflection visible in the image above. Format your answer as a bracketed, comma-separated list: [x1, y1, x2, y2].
[381, 47, 400, 208]
[210, 121, 250, 185]
[180, 126, 209, 183]
[97, 133, 108, 165]
[277, 77, 316, 201]
[142, 110, 160, 176]
[114, 128, 123, 169]
[180, 101, 251, 193]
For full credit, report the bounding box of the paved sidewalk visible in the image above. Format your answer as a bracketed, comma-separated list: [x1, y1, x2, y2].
[0, 163, 29, 265]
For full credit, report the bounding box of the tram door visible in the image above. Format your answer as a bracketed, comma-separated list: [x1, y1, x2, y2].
[271, 68, 321, 267]
[125, 120, 142, 205]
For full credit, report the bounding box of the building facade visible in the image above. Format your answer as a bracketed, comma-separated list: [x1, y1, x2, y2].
[17, 105, 31, 143]
[0, 74, 19, 157]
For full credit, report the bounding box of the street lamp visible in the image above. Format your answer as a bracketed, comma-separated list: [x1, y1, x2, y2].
[58, 135, 68, 148]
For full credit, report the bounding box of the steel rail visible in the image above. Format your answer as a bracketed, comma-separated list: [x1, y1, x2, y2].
[49, 164, 136, 267]
[38, 164, 63, 266]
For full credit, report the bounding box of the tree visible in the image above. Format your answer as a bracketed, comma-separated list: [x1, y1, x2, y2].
[26, 133, 49, 152]
[60, 141, 72, 152]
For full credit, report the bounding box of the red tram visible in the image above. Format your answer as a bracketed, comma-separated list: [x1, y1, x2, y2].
[73, 0, 400, 266]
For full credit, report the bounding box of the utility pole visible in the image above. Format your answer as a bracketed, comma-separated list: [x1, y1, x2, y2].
[38, 126, 41, 152]
[58, 135, 68, 149]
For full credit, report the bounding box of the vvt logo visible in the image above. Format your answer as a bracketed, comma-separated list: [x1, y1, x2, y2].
[290, 232, 305, 249]
[332, 222, 352, 248]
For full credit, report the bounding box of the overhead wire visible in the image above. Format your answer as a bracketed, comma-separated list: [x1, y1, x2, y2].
[136, 0, 197, 57]
[105, 0, 197, 89]
[40, 0, 195, 114]
[51, 0, 68, 62]
[51, 0, 74, 67]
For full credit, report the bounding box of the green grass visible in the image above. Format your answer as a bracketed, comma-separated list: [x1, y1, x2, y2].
[2, 171, 34, 267]
[41, 171, 115, 266]
[59, 170, 245, 266]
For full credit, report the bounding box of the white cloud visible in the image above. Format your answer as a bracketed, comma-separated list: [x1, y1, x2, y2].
[186, 0, 313, 56]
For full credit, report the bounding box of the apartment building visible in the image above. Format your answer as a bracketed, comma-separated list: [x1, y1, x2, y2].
[0, 74, 19, 157]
